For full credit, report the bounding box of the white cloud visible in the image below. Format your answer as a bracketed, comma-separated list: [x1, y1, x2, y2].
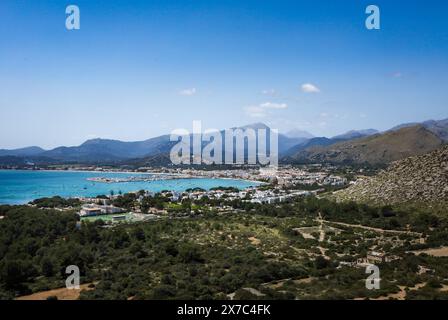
[260, 102, 288, 109]
[261, 89, 276, 96]
[301, 83, 320, 93]
[244, 101, 288, 118]
[318, 121, 327, 127]
[179, 88, 197, 96]
[319, 112, 348, 120]
[244, 106, 267, 118]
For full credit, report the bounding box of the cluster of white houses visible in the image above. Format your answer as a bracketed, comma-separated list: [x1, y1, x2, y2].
[77, 185, 316, 219]
[147, 166, 348, 188]
[79, 204, 125, 217]
[75, 165, 348, 219]
[269, 170, 347, 187]
[338, 251, 401, 269]
[156, 187, 316, 205]
[248, 189, 315, 204]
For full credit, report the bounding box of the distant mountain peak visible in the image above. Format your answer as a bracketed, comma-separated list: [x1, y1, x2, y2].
[284, 129, 314, 139]
[81, 138, 117, 146]
[332, 129, 379, 140]
[237, 122, 270, 130]
[389, 118, 448, 141]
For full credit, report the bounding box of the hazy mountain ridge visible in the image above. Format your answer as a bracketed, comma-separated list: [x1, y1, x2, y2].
[284, 129, 314, 139]
[0, 123, 306, 164]
[282, 129, 380, 157]
[40, 135, 174, 162]
[287, 125, 444, 165]
[332, 129, 379, 140]
[0, 146, 46, 157]
[389, 118, 448, 141]
[282, 137, 345, 157]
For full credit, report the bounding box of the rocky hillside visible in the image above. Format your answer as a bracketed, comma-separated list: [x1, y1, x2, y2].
[334, 145, 448, 206]
[289, 125, 444, 165]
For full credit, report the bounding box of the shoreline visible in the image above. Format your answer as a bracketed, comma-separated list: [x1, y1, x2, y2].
[0, 169, 264, 205]
[0, 168, 265, 185]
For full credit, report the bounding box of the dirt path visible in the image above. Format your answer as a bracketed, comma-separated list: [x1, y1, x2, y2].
[354, 283, 427, 300]
[411, 246, 448, 257]
[320, 220, 422, 237]
[262, 277, 316, 289]
[16, 283, 94, 300]
[317, 212, 325, 242]
[371, 283, 426, 300]
[248, 236, 261, 245]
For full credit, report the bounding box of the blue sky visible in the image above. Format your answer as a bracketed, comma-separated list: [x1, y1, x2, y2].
[0, 0, 447, 149]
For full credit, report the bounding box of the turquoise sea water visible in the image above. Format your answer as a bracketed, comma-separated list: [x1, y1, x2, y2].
[0, 170, 258, 205]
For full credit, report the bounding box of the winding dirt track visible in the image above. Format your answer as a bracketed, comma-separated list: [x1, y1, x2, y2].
[16, 283, 93, 300]
[320, 220, 423, 237]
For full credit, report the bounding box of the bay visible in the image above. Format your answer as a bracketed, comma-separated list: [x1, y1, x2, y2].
[0, 170, 259, 205]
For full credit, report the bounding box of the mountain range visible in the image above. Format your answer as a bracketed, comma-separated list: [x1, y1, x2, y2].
[285, 125, 445, 165]
[285, 118, 448, 165]
[0, 146, 45, 157]
[0, 118, 447, 166]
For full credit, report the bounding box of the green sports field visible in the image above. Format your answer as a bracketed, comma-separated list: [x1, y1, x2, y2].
[80, 213, 134, 223]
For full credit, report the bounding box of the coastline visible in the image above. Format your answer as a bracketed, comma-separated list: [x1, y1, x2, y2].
[0, 169, 263, 205]
[0, 168, 265, 185]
